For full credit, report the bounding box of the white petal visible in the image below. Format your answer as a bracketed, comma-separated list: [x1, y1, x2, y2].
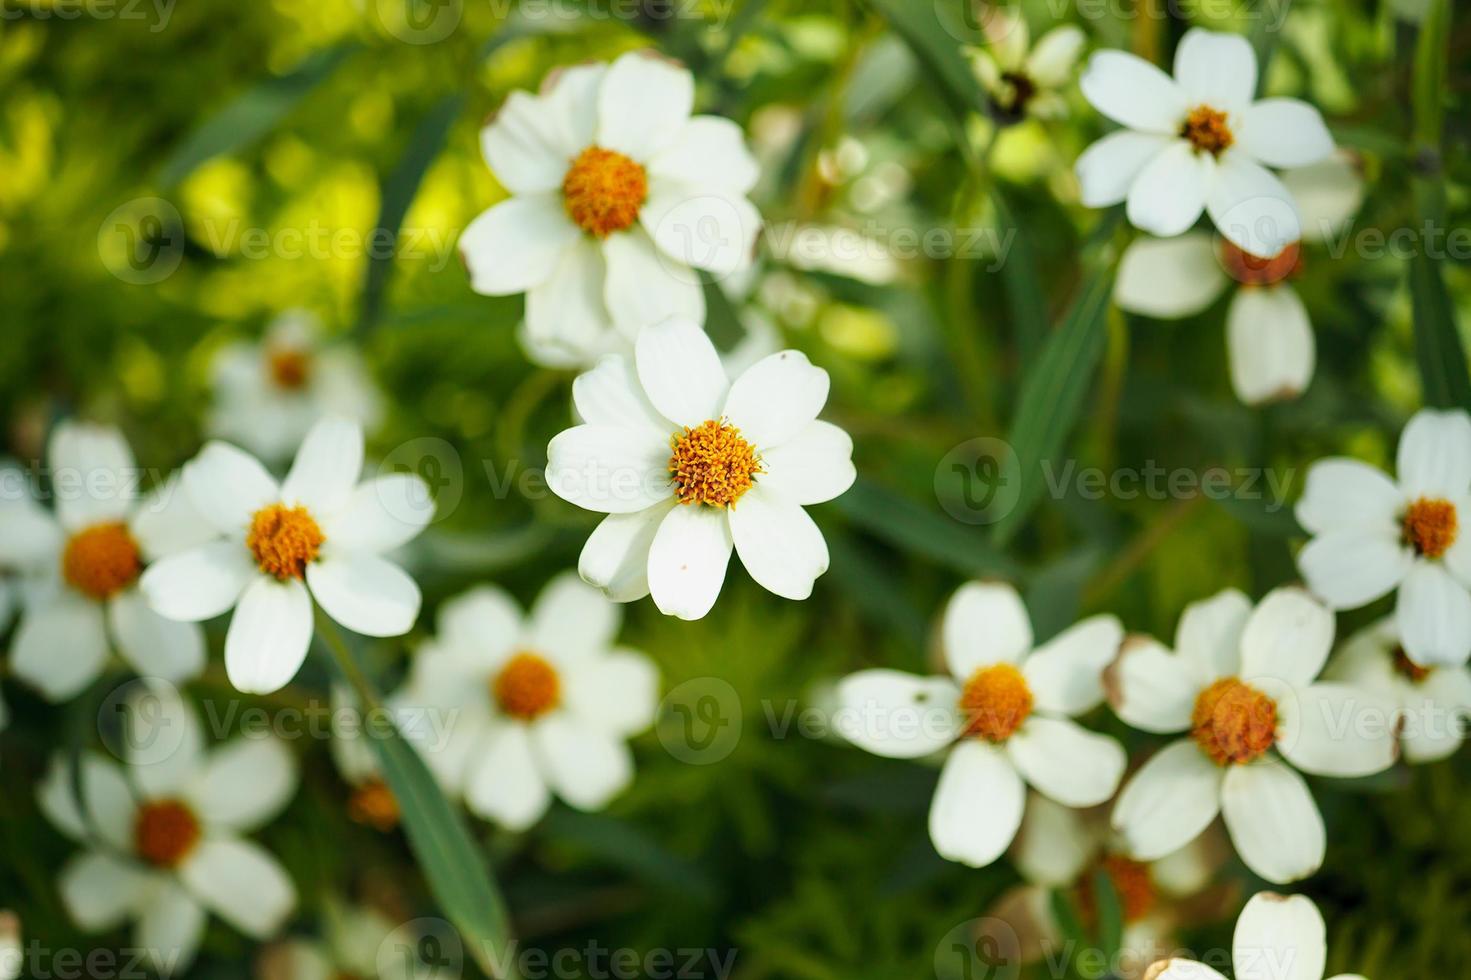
[1219, 759, 1325, 884]
[928, 741, 1025, 867]
[187, 736, 298, 832]
[1226, 286, 1315, 404]
[1126, 141, 1212, 237]
[1109, 636, 1201, 733]
[1281, 152, 1364, 242]
[1148, 960, 1229, 980]
[129, 474, 221, 562]
[459, 195, 579, 295]
[537, 62, 606, 155]
[832, 670, 962, 759]
[138, 541, 256, 622]
[319, 474, 433, 555]
[728, 486, 829, 601]
[308, 553, 421, 638]
[1079, 50, 1186, 133]
[108, 589, 206, 683]
[136, 881, 206, 977]
[1007, 716, 1125, 807]
[1297, 529, 1411, 609]
[523, 246, 613, 370]
[531, 711, 634, 810]
[545, 424, 673, 514]
[562, 648, 661, 736]
[646, 504, 733, 621]
[1114, 234, 1229, 318]
[49, 421, 137, 531]
[280, 417, 363, 515]
[0, 494, 61, 569]
[1294, 457, 1405, 535]
[1444, 523, 1471, 585]
[58, 852, 153, 930]
[1011, 792, 1093, 886]
[1232, 892, 1327, 980]
[179, 838, 296, 938]
[1239, 587, 1335, 686]
[126, 681, 206, 798]
[595, 51, 694, 160]
[1023, 614, 1122, 715]
[1176, 588, 1253, 680]
[1173, 29, 1257, 113]
[1238, 99, 1335, 169]
[1075, 132, 1171, 208]
[641, 181, 761, 277]
[634, 316, 729, 428]
[943, 581, 1034, 679]
[11, 598, 108, 702]
[600, 230, 705, 340]
[1277, 682, 1398, 777]
[435, 584, 523, 662]
[648, 116, 760, 195]
[527, 571, 620, 661]
[578, 501, 676, 602]
[1396, 408, 1471, 499]
[720, 350, 830, 450]
[1112, 739, 1224, 860]
[37, 752, 136, 849]
[1404, 668, 1471, 762]
[463, 723, 550, 831]
[1025, 25, 1086, 87]
[1206, 152, 1301, 259]
[756, 421, 856, 506]
[481, 90, 575, 196]
[1396, 561, 1471, 667]
[224, 576, 313, 695]
[182, 441, 279, 535]
[572, 353, 671, 439]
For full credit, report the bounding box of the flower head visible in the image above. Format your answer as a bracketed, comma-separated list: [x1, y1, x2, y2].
[1145, 891, 1362, 980]
[967, 11, 1085, 122]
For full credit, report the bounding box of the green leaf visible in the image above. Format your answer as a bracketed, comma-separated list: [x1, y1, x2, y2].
[157, 44, 356, 188]
[700, 271, 748, 352]
[860, 0, 983, 115]
[1089, 868, 1124, 963]
[835, 478, 1020, 578]
[1211, 492, 1304, 538]
[540, 809, 719, 904]
[990, 186, 1048, 370]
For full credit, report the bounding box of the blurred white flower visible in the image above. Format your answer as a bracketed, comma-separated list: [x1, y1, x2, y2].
[328, 683, 399, 832]
[392, 573, 659, 831]
[140, 417, 433, 695]
[1114, 153, 1364, 404]
[0, 911, 18, 980]
[462, 50, 762, 369]
[37, 685, 297, 975]
[546, 317, 855, 620]
[1109, 587, 1398, 884]
[967, 10, 1085, 122]
[834, 582, 1126, 868]
[209, 310, 382, 465]
[257, 902, 422, 980]
[1295, 408, 1471, 667]
[1147, 891, 1362, 980]
[1075, 28, 1335, 257]
[0, 424, 215, 702]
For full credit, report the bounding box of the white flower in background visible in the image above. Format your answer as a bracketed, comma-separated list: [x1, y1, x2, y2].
[1295, 408, 1471, 667]
[1108, 587, 1398, 884]
[0, 911, 18, 980]
[1114, 153, 1364, 404]
[393, 573, 659, 831]
[1075, 28, 1335, 257]
[0, 425, 215, 702]
[37, 685, 297, 975]
[1146, 891, 1363, 980]
[209, 309, 382, 465]
[967, 9, 1085, 121]
[547, 316, 854, 620]
[1326, 618, 1471, 763]
[257, 902, 424, 980]
[833, 583, 1126, 868]
[140, 417, 433, 695]
[462, 50, 762, 369]
[328, 683, 399, 832]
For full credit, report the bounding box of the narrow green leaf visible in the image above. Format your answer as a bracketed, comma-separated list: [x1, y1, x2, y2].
[860, 0, 983, 115]
[834, 478, 1020, 578]
[1048, 887, 1088, 957]
[540, 809, 718, 904]
[989, 185, 1048, 370]
[1211, 492, 1304, 538]
[700, 271, 748, 351]
[825, 532, 929, 647]
[1090, 869, 1124, 963]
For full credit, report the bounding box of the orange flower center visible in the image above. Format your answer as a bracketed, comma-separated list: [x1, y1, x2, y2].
[958, 663, 1033, 742]
[1076, 855, 1158, 926]
[562, 146, 648, 237]
[347, 778, 400, 832]
[1220, 239, 1303, 285]
[669, 419, 763, 508]
[1391, 644, 1433, 683]
[1181, 105, 1233, 156]
[267, 347, 312, 390]
[1403, 497, 1458, 559]
[493, 652, 561, 720]
[134, 799, 202, 868]
[62, 521, 142, 600]
[247, 503, 325, 579]
[1191, 677, 1277, 765]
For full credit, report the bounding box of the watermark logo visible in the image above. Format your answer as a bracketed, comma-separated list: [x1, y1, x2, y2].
[97, 197, 184, 285]
[368, 0, 463, 44]
[934, 918, 1021, 980]
[657, 677, 742, 765]
[935, 437, 1022, 525]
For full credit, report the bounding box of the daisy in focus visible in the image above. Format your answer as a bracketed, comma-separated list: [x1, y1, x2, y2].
[392, 573, 659, 831]
[1114, 153, 1364, 404]
[546, 316, 855, 620]
[1108, 587, 1398, 884]
[1295, 408, 1471, 667]
[2, 424, 215, 701]
[1075, 28, 1335, 257]
[1144, 890, 1363, 980]
[833, 582, 1126, 868]
[208, 309, 383, 464]
[140, 417, 433, 695]
[37, 685, 297, 974]
[461, 51, 762, 368]
[1325, 618, 1471, 764]
[967, 9, 1085, 123]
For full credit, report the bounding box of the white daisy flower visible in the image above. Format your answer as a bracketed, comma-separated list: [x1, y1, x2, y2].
[461, 50, 762, 369]
[1324, 618, 1471, 764]
[1295, 408, 1471, 667]
[37, 686, 297, 975]
[208, 309, 383, 465]
[967, 10, 1085, 122]
[139, 417, 433, 695]
[546, 316, 854, 620]
[392, 573, 659, 831]
[1114, 153, 1364, 404]
[1075, 28, 1335, 257]
[833, 582, 1126, 868]
[258, 902, 423, 980]
[1146, 890, 1363, 980]
[1108, 587, 1398, 884]
[0, 424, 216, 702]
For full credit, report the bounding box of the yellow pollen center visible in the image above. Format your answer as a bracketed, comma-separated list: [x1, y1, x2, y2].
[267, 347, 312, 390]
[1191, 677, 1277, 765]
[247, 503, 325, 579]
[1220, 239, 1303, 285]
[348, 778, 400, 832]
[1181, 105, 1234, 156]
[62, 522, 142, 600]
[669, 419, 763, 508]
[1403, 497, 1458, 559]
[958, 663, 1033, 742]
[134, 799, 201, 868]
[1076, 855, 1157, 926]
[493, 652, 561, 720]
[562, 146, 648, 237]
